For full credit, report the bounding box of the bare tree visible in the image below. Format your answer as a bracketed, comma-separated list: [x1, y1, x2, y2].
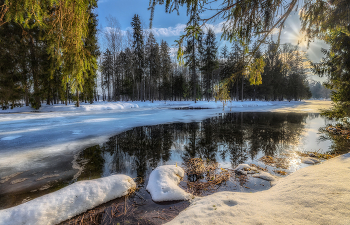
[103, 15, 123, 101]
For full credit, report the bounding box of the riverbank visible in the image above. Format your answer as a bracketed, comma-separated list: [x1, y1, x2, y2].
[167, 153, 350, 225]
[0, 99, 331, 114]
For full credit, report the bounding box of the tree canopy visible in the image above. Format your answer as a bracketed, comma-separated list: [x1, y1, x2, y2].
[0, 0, 98, 94]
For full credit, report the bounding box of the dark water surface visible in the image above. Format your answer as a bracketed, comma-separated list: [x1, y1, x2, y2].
[1, 112, 348, 224]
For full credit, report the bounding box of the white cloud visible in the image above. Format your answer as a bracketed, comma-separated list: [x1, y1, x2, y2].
[169, 47, 178, 57]
[109, 22, 224, 38]
[148, 23, 187, 37]
[201, 21, 225, 34]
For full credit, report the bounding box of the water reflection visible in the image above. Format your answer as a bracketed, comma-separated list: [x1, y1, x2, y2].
[0, 112, 340, 212]
[319, 126, 350, 154]
[76, 112, 319, 182]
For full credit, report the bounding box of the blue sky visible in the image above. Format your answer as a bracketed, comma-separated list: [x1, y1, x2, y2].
[97, 0, 189, 45]
[97, 0, 328, 81]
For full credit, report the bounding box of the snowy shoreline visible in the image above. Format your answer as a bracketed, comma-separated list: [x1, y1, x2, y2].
[0, 100, 277, 114]
[166, 153, 350, 225]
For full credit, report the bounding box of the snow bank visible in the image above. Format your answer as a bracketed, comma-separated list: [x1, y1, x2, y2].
[0, 174, 136, 225]
[166, 153, 350, 225]
[187, 101, 273, 109]
[0, 102, 140, 113]
[0, 100, 276, 113]
[146, 165, 192, 202]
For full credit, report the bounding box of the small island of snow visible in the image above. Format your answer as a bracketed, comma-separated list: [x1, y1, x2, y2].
[146, 165, 192, 202]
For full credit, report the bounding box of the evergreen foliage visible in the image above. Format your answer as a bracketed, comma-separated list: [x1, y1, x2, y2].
[131, 14, 145, 101]
[0, 0, 99, 108]
[201, 28, 218, 101]
[0, 5, 313, 109]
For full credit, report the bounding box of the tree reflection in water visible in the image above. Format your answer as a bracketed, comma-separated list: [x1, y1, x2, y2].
[76, 112, 309, 183]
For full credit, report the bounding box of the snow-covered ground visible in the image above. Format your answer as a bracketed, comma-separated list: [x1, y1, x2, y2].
[0, 99, 330, 114]
[0, 100, 275, 113]
[166, 153, 350, 225]
[0, 174, 136, 225]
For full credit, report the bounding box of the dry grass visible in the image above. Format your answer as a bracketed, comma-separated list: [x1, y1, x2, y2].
[182, 158, 231, 195]
[62, 187, 137, 225]
[325, 125, 350, 137]
[296, 151, 339, 160]
[250, 164, 268, 172]
[259, 156, 289, 169]
[273, 170, 288, 176]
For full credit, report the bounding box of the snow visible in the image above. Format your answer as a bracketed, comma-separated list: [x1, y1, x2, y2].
[146, 165, 192, 202]
[0, 174, 136, 225]
[166, 153, 350, 225]
[234, 164, 257, 175]
[302, 157, 321, 164]
[187, 101, 274, 109]
[252, 171, 276, 181]
[0, 100, 298, 114]
[0, 135, 22, 141]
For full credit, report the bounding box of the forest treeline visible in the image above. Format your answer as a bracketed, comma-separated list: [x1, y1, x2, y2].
[0, 14, 312, 109]
[0, 0, 349, 118]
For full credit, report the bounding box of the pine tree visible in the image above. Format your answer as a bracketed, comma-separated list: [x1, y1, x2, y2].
[0, 21, 26, 109]
[82, 4, 99, 104]
[184, 12, 203, 102]
[201, 28, 218, 101]
[145, 32, 160, 101]
[160, 40, 172, 100]
[131, 14, 145, 101]
[2, 0, 99, 98]
[101, 49, 113, 101]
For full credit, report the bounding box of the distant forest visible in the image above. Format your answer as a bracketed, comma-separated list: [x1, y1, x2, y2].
[0, 14, 316, 109]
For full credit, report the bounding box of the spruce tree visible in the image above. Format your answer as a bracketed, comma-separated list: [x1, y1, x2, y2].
[160, 40, 172, 100]
[184, 12, 202, 102]
[131, 14, 145, 101]
[101, 49, 113, 101]
[201, 28, 218, 101]
[145, 32, 160, 101]
[82, 4, 99, 104]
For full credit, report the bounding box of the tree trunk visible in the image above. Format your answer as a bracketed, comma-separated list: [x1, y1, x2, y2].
[193, 36, 197, 103]
[66, 82, 69, 105]
[76, 90, 80, 107]
[241, 77, 244, 102]
[236, 79, 239, 101]
[25, 88, 29, 106]
[29, 38, 41, 109]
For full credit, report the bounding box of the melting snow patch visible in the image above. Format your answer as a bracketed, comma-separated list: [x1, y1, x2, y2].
[0, 174, 136, 225]
[252, 171, 276, 181]
[234, 164, 257, 175]
[72, 130, 82, 135]
[146, 165, 192, 202]
[302, 157, 320, 164]
[1, 135, 22, 141]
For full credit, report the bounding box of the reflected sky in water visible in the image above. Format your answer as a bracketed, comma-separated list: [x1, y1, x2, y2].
[76, 112, 334, 182]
